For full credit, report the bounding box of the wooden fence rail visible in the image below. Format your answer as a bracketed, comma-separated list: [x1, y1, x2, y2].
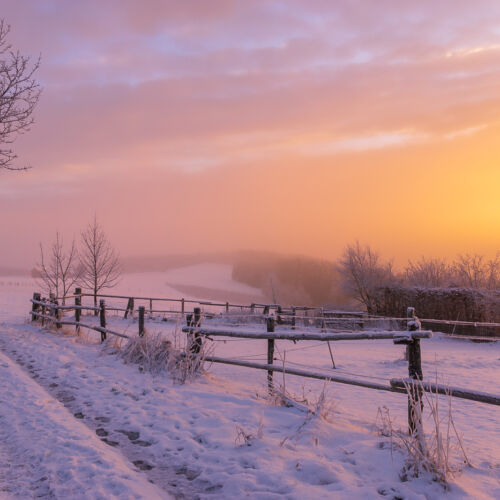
[29, 291, 500, 437]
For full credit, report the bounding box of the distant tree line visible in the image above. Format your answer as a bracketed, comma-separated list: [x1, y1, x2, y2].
[338, 242, 500, 313]
[232, 245, 500, 311]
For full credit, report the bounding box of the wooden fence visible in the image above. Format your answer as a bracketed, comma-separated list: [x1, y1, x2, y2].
[29, 289, 500, 437]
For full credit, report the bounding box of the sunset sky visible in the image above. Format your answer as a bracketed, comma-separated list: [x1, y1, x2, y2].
[1, 0, 500, 268]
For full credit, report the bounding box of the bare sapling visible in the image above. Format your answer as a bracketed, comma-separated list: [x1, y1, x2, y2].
[37, 233, 81, 304]
[80, 217, 121, 312]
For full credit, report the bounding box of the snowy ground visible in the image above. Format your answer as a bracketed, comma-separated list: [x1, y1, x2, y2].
[0, 268, 499, 499]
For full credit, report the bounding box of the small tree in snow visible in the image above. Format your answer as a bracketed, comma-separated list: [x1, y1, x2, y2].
[80, 217, 121, 310]
[37, 233, 80, 304]
[337, 241, 394, 313]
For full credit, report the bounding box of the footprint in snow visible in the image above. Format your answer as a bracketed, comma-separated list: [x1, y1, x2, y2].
[101, 438, 120, 447]
[133, 460, 154, 471]
[116, 429, 140, 441]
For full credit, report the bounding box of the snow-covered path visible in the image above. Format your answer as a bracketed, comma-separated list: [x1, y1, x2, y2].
[0, 346, 165, 499]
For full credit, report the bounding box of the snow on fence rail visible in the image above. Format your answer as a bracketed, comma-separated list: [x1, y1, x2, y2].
[30, 289, 499, 435]
[178, 310, 499, 440]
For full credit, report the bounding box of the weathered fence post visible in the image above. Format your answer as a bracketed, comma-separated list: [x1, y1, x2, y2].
[124, 297, 134, 319]
[149, 299, 153, 318]
[54, 299, 61, 329]
[250, 303, 255, 314]
[181, 298, 185, 315]
[405, 306, 416, 361]
[395, 306, 423, 436]
[277, 305, 283, 325]
[225, 301, 229, 313]
[41, 299, 46, 326]
[263, 305, 269, 315]
[186, 307, 202, 355]
[74, 287, 81, 334]
[31, 292, 41, 322]
[266, 316, 275, 395]
[138, 306, 145, 337]
[291, 306, 296, 330]
[321, 307, 326, 332]
[99, 299, 107, 342]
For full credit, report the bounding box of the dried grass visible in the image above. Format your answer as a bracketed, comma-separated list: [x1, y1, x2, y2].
[119, 324, 213, 384]
[376, 379, 470, 486]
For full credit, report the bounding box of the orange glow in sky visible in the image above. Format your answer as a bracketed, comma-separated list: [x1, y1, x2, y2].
[1, 1, 499, 267]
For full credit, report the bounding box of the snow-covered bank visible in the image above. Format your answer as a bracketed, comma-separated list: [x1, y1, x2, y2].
[0, 346, 165, 500]
[0, 320, 498, 499]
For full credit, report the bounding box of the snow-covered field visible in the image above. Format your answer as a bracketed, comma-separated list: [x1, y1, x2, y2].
[0, 267, 499, 499]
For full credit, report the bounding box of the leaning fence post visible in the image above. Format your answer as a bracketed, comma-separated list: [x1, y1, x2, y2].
[54, 299, 61, 329]
[100, 299, 107, 342]
[266, 316, 275, 395]
[74, 287, 81, 334]
[31, 292, 41, 322]
[124, 297, 134, 319]
[138, 306, 145, 337]
[41, 299, 46, 326]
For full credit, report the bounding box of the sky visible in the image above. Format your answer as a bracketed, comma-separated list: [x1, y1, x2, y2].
[1, 0, 500, 268]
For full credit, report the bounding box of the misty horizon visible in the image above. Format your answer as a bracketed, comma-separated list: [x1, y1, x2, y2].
[1, 1, 499, 270]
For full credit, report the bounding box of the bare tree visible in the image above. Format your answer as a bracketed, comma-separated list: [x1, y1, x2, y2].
[37, 233, 80, 304]
[337, 241, 394, 313]
[0, 19, 41, 170]
[80, 218, 121, 310]
[405, 257, 452, 287]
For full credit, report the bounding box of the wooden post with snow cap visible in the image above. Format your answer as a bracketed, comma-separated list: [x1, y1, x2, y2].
[31, 292, 41, 322]
[99, 299, 107, 342]
[74, 287, 82, 334]
[394, 306, 424, 436]
[266, 316, 275, 395]
[138, 306, 145, 337]
[190, 307, 202, 355]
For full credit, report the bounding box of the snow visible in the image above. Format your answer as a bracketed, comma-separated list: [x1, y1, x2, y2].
[0, 347, 165, 499]
[0, 267, 499, 499]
